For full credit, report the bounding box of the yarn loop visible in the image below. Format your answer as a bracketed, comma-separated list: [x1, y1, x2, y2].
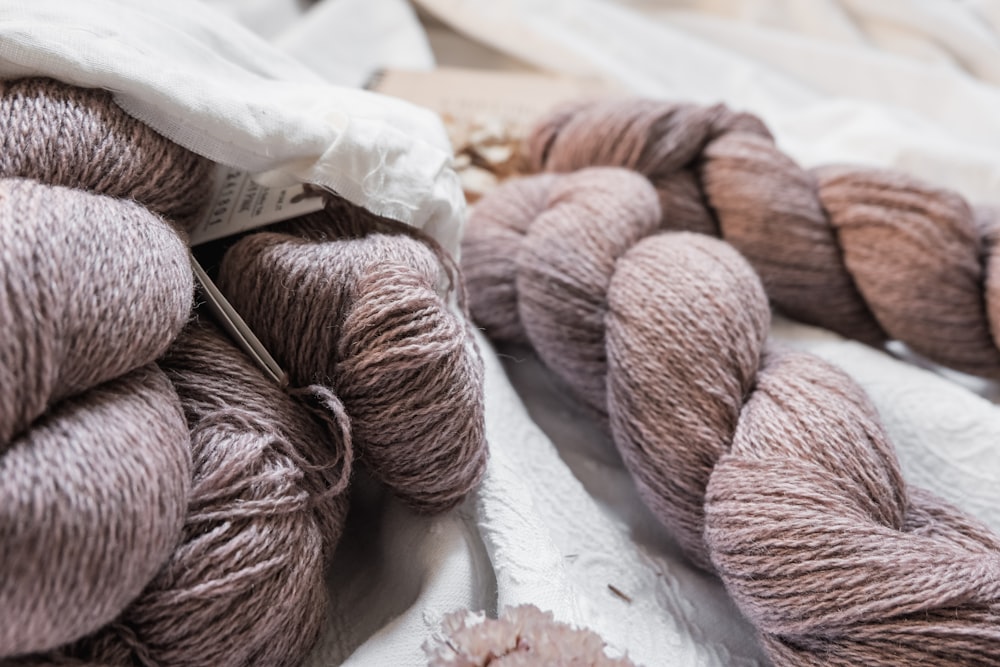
[0, 177, 194, 656]
[0, 75, 486, 666]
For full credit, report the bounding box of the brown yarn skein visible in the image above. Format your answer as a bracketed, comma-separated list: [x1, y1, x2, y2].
[19, 321, 352, 667]
[218, 210, 487, 514]
[528, 99, 1000, 378]
[464, 167, 1000, 666]
[0, 178, 193, 656]
[0, 78, 213, 227]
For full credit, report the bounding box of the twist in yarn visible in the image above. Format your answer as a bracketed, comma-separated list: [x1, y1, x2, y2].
[529, 99, 1000, 378]
[464, 167, 1000, 665]
[0, 77, 213, 660]
[1, 75, 488, 665]
[0, 177, 193, 657]
[19, 321, 352, 667]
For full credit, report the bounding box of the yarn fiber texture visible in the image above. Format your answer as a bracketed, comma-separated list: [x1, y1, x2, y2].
[217, 207, 488, 514]
[0, 177, 193, 656]
[1, 76, 210, 664]
[1, 74, 485, 665]
[0, 77, 213, 227]
[19, 321, 352, 667]
[464, 166, 1000, 665]
[528, 98, 1000, 378]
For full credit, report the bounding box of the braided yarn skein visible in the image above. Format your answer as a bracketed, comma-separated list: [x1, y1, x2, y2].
[217, 207, 488, 514]
[464, 167, 1000, 666]
[1, 76, 207, 658]
[528, 99, 1000, 378]
[0, 178, 193, 657]
[19, 321, 352, 667]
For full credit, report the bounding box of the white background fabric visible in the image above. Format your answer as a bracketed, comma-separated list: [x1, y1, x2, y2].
[0, 0, 464, 256]
[5, 1, 1000, 665]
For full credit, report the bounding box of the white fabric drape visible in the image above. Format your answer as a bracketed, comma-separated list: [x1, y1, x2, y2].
[0, 0, 464, 256]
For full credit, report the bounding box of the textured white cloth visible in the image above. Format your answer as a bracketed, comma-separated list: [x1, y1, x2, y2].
[416, 0, 1000, 203]
[273, 0, 435, 87]
[0, 0, 465, 256]
[6, 1, 1000, 666]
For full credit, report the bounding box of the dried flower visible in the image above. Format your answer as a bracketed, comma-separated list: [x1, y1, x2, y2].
[424, 604, 639, 666]
[443, 113, 530, 202]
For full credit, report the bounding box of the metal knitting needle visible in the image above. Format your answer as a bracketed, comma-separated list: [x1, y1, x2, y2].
[189, 253, 289, 387]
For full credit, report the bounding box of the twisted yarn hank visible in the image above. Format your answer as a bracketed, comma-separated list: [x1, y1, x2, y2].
[22, 321, 352, 667]
[0, 177, 193, 656]
[464, 167, 1000, 665]
[0, 75, 363, 667]
[0, 76, 234, 665]
[528, 98, 1000, 378]
[217, 206, 488, 514]
[0, 73, 485, 665]
[11, 322, 350, 667]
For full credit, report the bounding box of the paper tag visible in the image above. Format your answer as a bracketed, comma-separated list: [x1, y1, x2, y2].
[187, 164, 325, 246]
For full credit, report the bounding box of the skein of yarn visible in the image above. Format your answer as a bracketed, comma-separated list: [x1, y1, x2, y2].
[16, 321, 352, 667]
[0, 77, 213, 227]
[0, 178, 193, 656]
[217, 207, 488, 514]
[3, 74, 485, 665]
[10, 322, 351, 667]
[527, 99, 1000, 378]
[464, 166, 1000, 665]
[0, 76, 213, 661]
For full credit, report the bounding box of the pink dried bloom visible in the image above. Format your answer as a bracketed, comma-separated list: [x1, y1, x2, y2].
[424, 604, 639, 666]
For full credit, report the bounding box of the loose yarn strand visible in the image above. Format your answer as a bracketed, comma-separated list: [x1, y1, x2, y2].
[290, 383, 355, 498]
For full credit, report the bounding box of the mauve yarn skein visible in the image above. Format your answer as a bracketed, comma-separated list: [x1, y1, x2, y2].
[528, 99, 1000, 377]
[464, 167, 1000, 665]
[217, 211, 487, 514]
[21, 321, 352, 667]
[0, 78, 213, 226]
[0, 179, 193, 655]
